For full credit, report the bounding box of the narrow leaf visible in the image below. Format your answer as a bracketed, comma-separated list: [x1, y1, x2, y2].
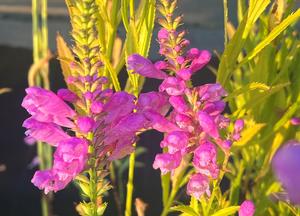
[211, 206, 240, 216]
[170, 205, 199, 216]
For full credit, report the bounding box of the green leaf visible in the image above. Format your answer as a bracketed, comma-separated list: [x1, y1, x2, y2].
[56, 33, 77, 92]
[240, 8, 300, 65]
[75, 174, 90, 184]
[225, 82, 270, 102]
[210, 206, 240, 216]
[100, 53, 121, 91]
[217, 0, 271, 86]
[170, 205, 199, 216]
[233, 82, 290, 118]
[234, 123, 266, 146]
[161, 172, 170, 207]
[97, 202, 108, 215]
[78, 181, 90, 197]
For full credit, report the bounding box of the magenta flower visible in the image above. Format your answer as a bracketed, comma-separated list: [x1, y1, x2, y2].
[127, 54, 168, 79]
[239, 200, 255, 216]
[187, 173, 210, 199]
[22, 87, 76, 128]
[160, 131, 189, 154]
[57, 88, 78, 102]
[193, 141, 219, 179]
[272, 141, 300, 204]
[23, 84, 170, 194]
[169, 95, 191, 114]
[77, 116, 95, 133]
[189, 49, 211, 73]
[90, 100, 104, 114]
[153, 152, 182, 174]
[23, 118, 70, 146]
[137, 92, 170, 116]
[290, 117, 300, 125]
[103, 91, 135, 124]
[32, 138, 88, 194]
[198, 111, 219, 138]
[159, 77, 186, 96]
[143, 110, 179, 133]
[126, 1, 243, 200]
[176, 69, 193, 80]
[197, 84, 227, 102]
[157, 28, 169, 40]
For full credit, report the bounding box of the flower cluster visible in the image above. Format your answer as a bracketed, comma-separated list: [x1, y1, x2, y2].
[22, 71, 170, 194]
[127, 0, 244, 199]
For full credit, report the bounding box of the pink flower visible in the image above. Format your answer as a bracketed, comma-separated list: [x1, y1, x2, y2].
[176, 69, 192, 80]
[57, 88, 78, 102]
[103, 92, 135, 124]
[54, 138, 88, 164]
[272, 141, 300, 204]
[197, 84, 227, 102]
[189, 49, 211, 73]
[31, 170, 58, 194]
[159, 77, 186, 96]
[153, 152, 182, 174]
[127, 54, 168, 79]
[234, 119, 244, 132]
[154, 61, 169, 70]
[160, 131, 189, 154]
[23, 118, 70, 146]
[91, 101, 104, 114]
[32, 138, 88, 194]
[193, 141, 219, 179]
[103, 113, 147, 160]
[158, 28, 169, 40]
[202, 101, 225, 116]
[137, 92, 170, 116]
[187, 173, 210, 199]
[22, 87, 76, 128]
[174, 113, 194, 132]
[290, 117, 300, 125]
[169, 95, 190, 114]
[239, 200, 255, 216]
[77, 116, 95, 133]
[144, 110, 179, 132]
[198, 111, 219, 138]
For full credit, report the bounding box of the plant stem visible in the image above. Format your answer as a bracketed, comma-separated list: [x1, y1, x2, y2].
[125, 150, 136, 216]
[161, 188, 177, 216]
[223, 0, 228, 46]
[41, 194, 50, 216]
[89, 164, 98, 216]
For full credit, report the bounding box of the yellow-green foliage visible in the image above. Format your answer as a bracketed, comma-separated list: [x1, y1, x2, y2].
[218, 0, 300, 215]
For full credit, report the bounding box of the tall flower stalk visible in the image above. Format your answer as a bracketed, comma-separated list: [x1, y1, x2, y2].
[127, 0, 245, 215]
[23, 1, 159, 215]
[31, 0, 52, 215]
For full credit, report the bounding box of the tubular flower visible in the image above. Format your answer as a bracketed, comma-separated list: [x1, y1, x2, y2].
[22, 75, 169, 194]
[127, 0, 244, 200]
[187, 173, 210, 199]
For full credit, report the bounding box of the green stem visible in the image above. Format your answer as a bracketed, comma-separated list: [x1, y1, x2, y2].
[223, 0, 228, 46]
[161, 188, 177, 216]
[89, 165, 99, 216]
[41, 194, 50, 216]
[125, 151, 136, 216]
[37, 142, 52, 216]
